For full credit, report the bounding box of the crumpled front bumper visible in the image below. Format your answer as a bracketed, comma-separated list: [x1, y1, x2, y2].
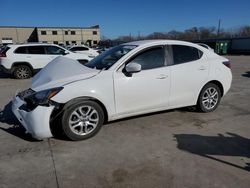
[11, 93, 55, 140]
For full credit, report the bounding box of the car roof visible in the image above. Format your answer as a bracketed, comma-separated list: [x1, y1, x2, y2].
[8, 43, 61, 48]
[124, 40, 198, 47]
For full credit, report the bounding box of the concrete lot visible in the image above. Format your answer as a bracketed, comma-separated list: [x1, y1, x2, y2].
[0, 56, 250, 188]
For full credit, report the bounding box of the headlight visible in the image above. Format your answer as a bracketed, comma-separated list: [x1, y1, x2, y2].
[24, 87, 63, 106]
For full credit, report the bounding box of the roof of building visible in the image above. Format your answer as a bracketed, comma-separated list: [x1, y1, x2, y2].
[0, 25, 99, 29]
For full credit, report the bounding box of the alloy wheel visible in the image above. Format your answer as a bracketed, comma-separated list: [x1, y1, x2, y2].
[68, 105, 99, 136]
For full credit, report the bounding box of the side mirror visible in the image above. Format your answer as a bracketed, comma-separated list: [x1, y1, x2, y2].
[62, 51, 69, 56]
[125, 63, 141, 74]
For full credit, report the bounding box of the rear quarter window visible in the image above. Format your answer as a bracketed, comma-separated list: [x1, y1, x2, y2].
[14, 47, 27, 54]
[172, 45, 203, 65]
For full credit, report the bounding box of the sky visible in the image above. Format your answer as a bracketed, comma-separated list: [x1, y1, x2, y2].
[1, 0, 250, 39]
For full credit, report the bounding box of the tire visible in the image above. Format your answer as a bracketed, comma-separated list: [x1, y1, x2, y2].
[61, 100, 104, 141]
[197, 83, 221, 113]
[13, 65, 32, 79]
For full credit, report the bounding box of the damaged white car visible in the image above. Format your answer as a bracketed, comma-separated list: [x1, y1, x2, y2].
[12, 40, 232, 140]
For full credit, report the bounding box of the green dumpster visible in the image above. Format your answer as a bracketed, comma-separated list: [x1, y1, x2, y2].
[215, 41, 230, 55]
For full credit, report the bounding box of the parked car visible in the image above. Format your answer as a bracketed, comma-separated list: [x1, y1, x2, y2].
[198, 43, 215, 52]
[68, 45, 99, 57]
[0, 43, 92, 79]
[12, 40, 232, 140]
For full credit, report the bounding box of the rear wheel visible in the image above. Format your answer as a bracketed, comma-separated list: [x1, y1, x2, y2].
[197, 83, 221, 112]
[61, 100, 104, 141]
[13, 65, 32, 79]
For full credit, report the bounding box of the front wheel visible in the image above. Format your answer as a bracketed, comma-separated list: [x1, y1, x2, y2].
[197, 83, 221, 112]
[61, 100, 104, 141]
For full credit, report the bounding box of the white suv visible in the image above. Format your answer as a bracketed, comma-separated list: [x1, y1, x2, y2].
[0, 43, 92, 79]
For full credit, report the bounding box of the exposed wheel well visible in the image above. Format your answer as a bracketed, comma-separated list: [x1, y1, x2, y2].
[49, 97, 109, 138]
[51, 96, 109, 123]
[11, 62, 34, 74]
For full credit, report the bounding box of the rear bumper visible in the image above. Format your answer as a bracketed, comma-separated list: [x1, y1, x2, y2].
[12, 94, 54, 140]
[0, 65, 11, 74]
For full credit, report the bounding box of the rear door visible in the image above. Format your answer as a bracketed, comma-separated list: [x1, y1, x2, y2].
[26, 46, 50, 69]
[169, 45, 209, 107]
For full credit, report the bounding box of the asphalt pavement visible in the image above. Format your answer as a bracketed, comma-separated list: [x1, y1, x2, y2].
[0, 56, 250, 188]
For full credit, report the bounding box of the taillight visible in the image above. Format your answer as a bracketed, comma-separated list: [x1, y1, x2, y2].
[0, 52, 6, 57]
[223, 61, 231, 69]
[0, 47, 9, 57]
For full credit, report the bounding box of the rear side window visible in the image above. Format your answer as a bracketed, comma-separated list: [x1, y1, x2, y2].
[27, 46, 46, 54]
[15, 47, 27, 54]
[172, 45, 203, 65]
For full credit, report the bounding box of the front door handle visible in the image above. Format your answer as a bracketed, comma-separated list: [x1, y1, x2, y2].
[156, 74, 168, 79]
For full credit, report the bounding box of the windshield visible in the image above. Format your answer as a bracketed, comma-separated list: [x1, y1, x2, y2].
[84, 45, 137, 70]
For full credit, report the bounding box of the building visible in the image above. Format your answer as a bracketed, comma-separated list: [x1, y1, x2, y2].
[0, 25, 100, 46]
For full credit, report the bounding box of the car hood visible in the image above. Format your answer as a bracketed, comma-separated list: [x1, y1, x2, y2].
[32, 56, 100, 91]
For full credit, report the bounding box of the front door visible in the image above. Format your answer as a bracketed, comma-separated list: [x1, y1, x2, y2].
[25, 46, 51, 69]
[114, 46, 170, 116]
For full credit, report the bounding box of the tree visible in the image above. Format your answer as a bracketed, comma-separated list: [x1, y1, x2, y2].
[238, 26, 250, 37]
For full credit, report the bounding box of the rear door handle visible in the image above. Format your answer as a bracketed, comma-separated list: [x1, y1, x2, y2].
[198, 66, 206, 70]
[156, 74, 168, 79]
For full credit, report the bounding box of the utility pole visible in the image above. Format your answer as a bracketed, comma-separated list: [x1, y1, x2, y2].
[217, 19, 221, 36]
[138, 31, 140, 40]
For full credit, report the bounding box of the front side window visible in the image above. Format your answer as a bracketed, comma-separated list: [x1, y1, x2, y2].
[27, 46, 45, 54]
[127, 47, 165, 70]
[45, 46, 65, 55]
[85, 45, 137, 70]
[172, 45, 203, 65]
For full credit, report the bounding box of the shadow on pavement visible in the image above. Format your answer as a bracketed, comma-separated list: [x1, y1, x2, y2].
[174, 133, 250, 172]
[0, 101, 39, 142]
[0, 72, 11, 79]
[242, 71, 250, 78]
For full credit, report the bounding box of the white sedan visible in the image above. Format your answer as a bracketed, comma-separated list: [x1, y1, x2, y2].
[12, 40, 232, 140]
[68, 45, 99, 57]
